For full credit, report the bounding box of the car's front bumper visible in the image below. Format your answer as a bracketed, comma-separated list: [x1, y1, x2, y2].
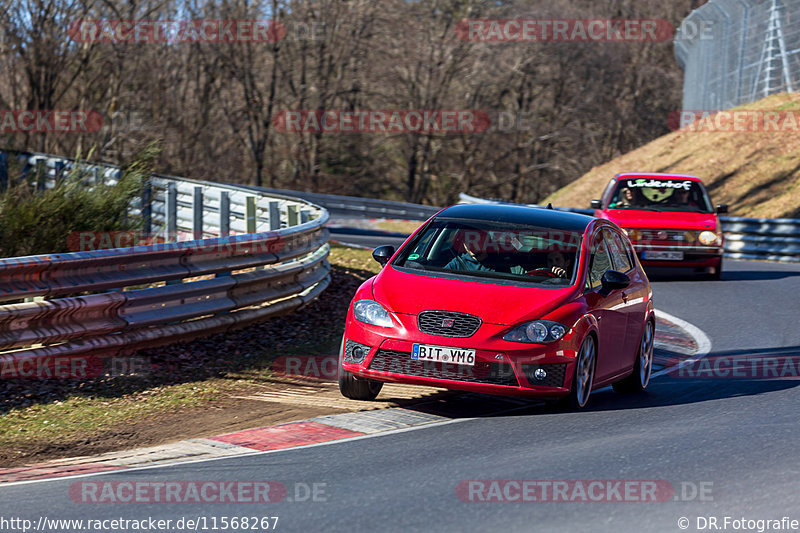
[342, 317, 582, 398]
[632, 243, 723, 268]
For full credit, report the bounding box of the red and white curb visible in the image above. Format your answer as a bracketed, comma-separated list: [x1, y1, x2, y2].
[0, 313, 708, 487]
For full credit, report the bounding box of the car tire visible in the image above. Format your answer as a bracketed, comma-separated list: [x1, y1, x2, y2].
[558, 335, 596, 410]
[711, 259, 723, 280]
[612, 319, 654, 393]
[705, 259, 723, 280]
[338, 337, 383, 401]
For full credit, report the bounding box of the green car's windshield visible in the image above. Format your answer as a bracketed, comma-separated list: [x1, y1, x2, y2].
[393, 218, 583, 287]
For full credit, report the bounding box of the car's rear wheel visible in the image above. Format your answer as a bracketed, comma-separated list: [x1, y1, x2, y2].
[338, 337, 383, 400]
[613, 319, 654, 393]
[559, 335, 596, 410]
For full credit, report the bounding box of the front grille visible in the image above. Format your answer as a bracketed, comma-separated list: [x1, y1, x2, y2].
[369, 349, 519, 387]
[630, 229, 696, 243]
[417, 311, 482, 338]
[521, 363, 567, 388]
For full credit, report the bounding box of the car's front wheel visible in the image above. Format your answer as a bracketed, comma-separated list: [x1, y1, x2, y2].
[560, 335, 596, 410]
[338, 337, 383, 400]
[613, 319, 654, 393]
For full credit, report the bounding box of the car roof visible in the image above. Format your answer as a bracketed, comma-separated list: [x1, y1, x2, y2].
[615, 172, 704, 183]
[436, 203, 594, 232]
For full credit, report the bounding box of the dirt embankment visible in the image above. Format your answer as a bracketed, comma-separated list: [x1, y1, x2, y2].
[545, 93, 800, 219]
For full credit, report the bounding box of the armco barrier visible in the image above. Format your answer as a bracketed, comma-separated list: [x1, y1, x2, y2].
[458, 193, 800, 263]
[249, 186, 441, 221]
[0, 152, 330, 370]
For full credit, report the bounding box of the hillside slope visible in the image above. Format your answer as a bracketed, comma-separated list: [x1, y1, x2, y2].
[544, 93, 800, 218]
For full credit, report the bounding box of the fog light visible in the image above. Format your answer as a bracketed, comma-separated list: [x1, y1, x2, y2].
[534, 368, 547, 381]
[352, 346, 364, 361]
[344, 340, 370, 363]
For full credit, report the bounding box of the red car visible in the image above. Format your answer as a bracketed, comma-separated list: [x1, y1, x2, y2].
[338, 204, 655, 409]
[592, 173, 727, 279]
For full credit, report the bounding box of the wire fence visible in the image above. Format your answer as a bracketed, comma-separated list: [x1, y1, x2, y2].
[675, 0, 800, 111]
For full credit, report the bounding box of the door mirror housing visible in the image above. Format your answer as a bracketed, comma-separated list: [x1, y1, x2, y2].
[372, 245, 395, 266]
[591, 200, 602, 210]
[601, 270, 630, 291]
[716, 203, 729, 214]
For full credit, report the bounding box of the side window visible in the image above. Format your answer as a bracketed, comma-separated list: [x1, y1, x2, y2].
[606, 230, 633, 272]
[586, 231, 612, 291]
[600, 179, 617, 208]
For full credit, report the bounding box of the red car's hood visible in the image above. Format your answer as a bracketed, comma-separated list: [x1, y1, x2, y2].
[372, 266, 577, 326]
[602, 209, 718, 230]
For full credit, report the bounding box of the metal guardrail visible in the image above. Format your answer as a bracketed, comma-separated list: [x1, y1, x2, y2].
[721, 217, 800, 262]
[0, 152, 331, 369]
[458, 193, 800, 263]
[249, 186, 441, 221]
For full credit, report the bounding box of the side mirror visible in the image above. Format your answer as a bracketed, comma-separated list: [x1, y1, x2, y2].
[716, 204, 728, 214]
[601, 270, 630, 291]
[372, 245, 395, 266]
[591, 200, 602, 210]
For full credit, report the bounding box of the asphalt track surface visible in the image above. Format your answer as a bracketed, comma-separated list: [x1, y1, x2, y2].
[2, 256, 799, 533]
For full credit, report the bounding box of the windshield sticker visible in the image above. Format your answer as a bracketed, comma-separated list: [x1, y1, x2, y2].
[627, 179, 692, 190]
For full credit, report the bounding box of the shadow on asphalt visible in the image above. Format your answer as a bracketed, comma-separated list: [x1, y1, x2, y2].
[646, 267, 800, 282]
[394, 344, 800, 418]
[709, 269, 800, 281]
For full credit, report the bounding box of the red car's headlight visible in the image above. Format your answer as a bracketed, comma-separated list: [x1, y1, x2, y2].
[698, 230, 720, 245]
[353, 300, 394, 328]
[504, 320, 567, 343]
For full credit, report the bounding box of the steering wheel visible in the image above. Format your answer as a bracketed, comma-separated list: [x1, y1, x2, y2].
[526, 268, 559, 278]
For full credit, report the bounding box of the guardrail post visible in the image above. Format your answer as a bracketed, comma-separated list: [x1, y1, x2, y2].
[167, 182, 178, 240]
[0, 152, 7, 192]
[193, 186, 203, 240]
[165, 182, 181, 286]
[220, 191, 230, 237]
[141, 181, 152, 234]
[54, 160, 66, 183]
[246, 196, 257, 233]
[269, 201, 281, 230]
[288, 205, 299, 226]
[300, 209, 310, 224]
[35, 160, 47, 191]
[216, 191, 232, 279]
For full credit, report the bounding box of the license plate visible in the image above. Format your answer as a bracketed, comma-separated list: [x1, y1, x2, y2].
[411, 344, 476, 366]
[643, 250, 684, 260]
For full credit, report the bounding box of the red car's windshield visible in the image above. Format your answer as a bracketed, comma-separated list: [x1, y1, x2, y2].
[393, 218, 583, 287]
[609, 177, 714, 213]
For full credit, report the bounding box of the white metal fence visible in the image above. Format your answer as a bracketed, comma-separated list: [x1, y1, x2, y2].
[675, 0, 800, 111]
